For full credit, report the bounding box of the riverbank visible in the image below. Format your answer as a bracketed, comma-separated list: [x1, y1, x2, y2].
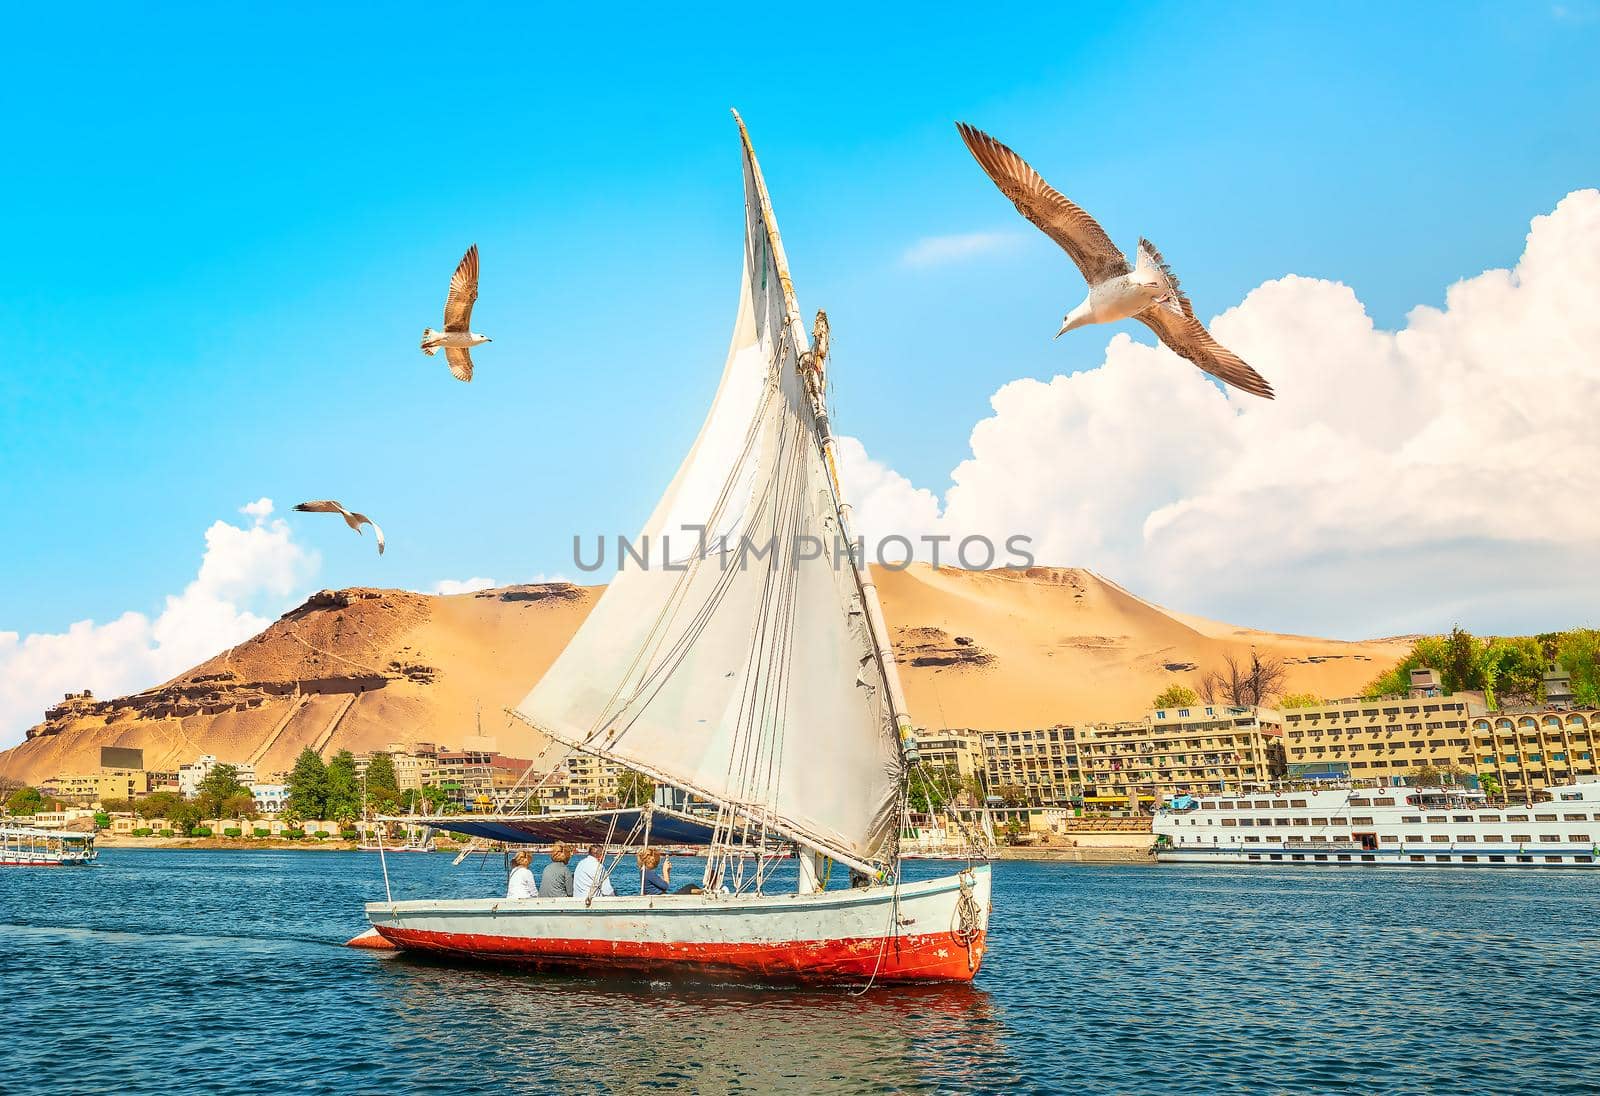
[95, 833, 461, 853]
[996, 844, 1154, 864]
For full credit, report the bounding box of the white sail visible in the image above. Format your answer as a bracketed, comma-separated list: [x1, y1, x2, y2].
[513, 115, 905, 868]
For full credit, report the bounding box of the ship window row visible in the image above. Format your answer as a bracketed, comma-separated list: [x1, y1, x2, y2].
[1239, 853, 1597, 863]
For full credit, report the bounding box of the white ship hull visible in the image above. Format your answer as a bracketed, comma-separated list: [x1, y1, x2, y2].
[1158, 842, 1599, 867]
[366, 865, 990, 984]
[1155, 779, 1600, 868]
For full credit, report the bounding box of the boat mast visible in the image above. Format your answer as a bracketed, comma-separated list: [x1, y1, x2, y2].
[731, 112, 920, 790]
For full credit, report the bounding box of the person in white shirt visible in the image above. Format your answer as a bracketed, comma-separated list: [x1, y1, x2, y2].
[572, 844, 616, 899]
[506, 851, 537, 900]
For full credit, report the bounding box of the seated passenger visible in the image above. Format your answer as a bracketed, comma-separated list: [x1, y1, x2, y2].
[539, 842, 575, 897]
[572, 844, 616, 899]
[506, 850, 537, 900]
[637, 848, 671, 895]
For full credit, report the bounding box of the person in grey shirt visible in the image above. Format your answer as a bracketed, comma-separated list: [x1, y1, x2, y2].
[539, 842, 575, 897]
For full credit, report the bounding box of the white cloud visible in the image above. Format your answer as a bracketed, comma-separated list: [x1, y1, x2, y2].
[431, 577, 498, 596]
[900, 230, 1021, 269]
[841, 189, 1600, 637]
[0, 502, 318, 750]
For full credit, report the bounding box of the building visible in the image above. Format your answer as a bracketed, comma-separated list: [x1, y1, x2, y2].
[1467, 709, 1598, 798]
[912, 731, 985, 782]
[1079, 705, 1286, 809]
[1282, 685, 1486, 785]
[563, 752, 623, 807]
[354, 745, 440, 792]
[980, 726, 1080, 806]
[1279, 666, 1600, 798]
[177, 755, 257, 797]
[251, 784, 289, 814]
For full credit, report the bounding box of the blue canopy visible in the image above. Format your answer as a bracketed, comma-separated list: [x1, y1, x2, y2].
[381, 807, 724, 847]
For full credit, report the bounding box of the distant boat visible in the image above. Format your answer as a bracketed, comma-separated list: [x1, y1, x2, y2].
[360, 113, 992, 985]
[2, 824, 97, 867]
[1155, 779, 1600, 868]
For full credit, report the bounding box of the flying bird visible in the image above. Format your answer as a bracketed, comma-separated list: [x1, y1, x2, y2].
[956, 123, 1274, 400]
[293, 500, 385, 555]
[420, 244, 490, 382]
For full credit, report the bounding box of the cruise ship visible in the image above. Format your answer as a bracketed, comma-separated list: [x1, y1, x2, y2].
[1154, 777, 1600, 867]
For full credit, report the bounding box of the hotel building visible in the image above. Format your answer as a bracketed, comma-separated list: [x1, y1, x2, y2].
[1282, 668, 1599, 797]
[1078, 705, 1287, 808]
[979, 727, 1080, 805]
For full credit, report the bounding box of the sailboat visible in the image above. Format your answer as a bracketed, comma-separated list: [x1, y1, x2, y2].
[361, 112, 992, 985]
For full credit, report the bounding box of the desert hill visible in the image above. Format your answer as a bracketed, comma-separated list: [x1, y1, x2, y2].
[0, 567, 1412, 785]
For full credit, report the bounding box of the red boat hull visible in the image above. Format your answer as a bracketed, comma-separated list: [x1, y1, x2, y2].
[378, 924, 987, 983]
[367, 865, 992, 985]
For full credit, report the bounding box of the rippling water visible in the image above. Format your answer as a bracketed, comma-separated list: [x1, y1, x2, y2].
[3, 850, 1597, 1093]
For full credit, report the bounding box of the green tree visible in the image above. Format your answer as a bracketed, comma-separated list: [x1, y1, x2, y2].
[364, 753, 401, 813]
[420, 785, 449, 813]
[907, 764, 964, 813]
[6, 786, 45, 816]
[195, 763, 247, 817]
[93, 811, 111, 829]
[1441, 625, 1484, 693]
[1153, 683, 1200, 710]
[169, 799, 204, 836]
[137, 790, 184, 821]
[614, 769, 655, 808]
[1480, 773, 1503, 802]
[287, 748, 329, 821]
[1555, 630, 1600, 707]
[1278, 692, 1322, 709]
[221, 791, 259, 820]
[996, 784, 1029, 808]
[324, 751, 361, 825]
[1478, 637, 1544, 708]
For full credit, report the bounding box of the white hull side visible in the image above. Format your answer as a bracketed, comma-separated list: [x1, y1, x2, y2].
[366, 865, 992, 983]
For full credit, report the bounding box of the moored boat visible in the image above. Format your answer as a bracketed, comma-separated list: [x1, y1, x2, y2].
[1, 824, 97, 867]
[1155, 777, 1600, 867]
[361, 112, 994, 985]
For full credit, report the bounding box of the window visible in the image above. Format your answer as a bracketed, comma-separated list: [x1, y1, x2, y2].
[1478, 814, 1502, 822]
[1402, 815, 1422, 823]
[1349, 797, 1371, 806]
[1380, 835, 1400, 844]
[1536, 814, 1558, 822]
[1293, 818, 1310, 827]
[1457, 835, 1477, 843]
[1510, 834, 1533, 843]
[1351, 816, 1374, 825]
[1310, 818, 1330, 826]
[1569, 835, 1591, 843]
[1430, 835, 1450, 843]
[1564, 814, 1588, 822]
[1540, 834, 1561, 842]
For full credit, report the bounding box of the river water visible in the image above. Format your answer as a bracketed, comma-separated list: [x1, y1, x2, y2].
[2, 850, 1596, 1094]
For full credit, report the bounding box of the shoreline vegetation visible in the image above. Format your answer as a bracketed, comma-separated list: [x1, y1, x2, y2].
[92, 833, 1155, 861]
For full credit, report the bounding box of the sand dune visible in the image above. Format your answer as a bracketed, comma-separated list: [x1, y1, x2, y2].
[0, 567, 1412, 785]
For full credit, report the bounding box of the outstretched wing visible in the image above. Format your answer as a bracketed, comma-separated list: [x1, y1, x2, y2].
[1134, 294, 1275, 400]
[443, 244, 479, 332]
[294, 500, 347, 516]
[956, 123, 1129, 284]
[444, 346, 474, 383]
[349, 513, 385, 555]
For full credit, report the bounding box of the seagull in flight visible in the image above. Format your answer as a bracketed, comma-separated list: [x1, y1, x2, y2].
[956, 123, 1274, 400]
[420, 244, 490, 382]
[293, 500, 385, 555]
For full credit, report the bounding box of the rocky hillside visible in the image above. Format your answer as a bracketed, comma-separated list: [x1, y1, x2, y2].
[0, 567, 1412, 785]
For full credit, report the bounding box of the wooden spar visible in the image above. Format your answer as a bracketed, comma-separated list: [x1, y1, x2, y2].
[730, 110, 920, 774]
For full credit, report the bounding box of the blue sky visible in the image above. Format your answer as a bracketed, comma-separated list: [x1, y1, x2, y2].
[2, 1, 1597, 641]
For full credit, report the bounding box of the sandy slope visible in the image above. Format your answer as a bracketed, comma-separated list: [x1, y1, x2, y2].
[0, 567, 1411, 785]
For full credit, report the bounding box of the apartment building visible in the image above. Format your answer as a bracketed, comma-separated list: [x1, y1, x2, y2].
[563, 752, 623, 806]
[177, 755, 257, 797]
[1279, 666, 1598, 798]
[913, 731, 985, 781]
[980, 726, 1080, 805]
[1079, 705, 1286, 808]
